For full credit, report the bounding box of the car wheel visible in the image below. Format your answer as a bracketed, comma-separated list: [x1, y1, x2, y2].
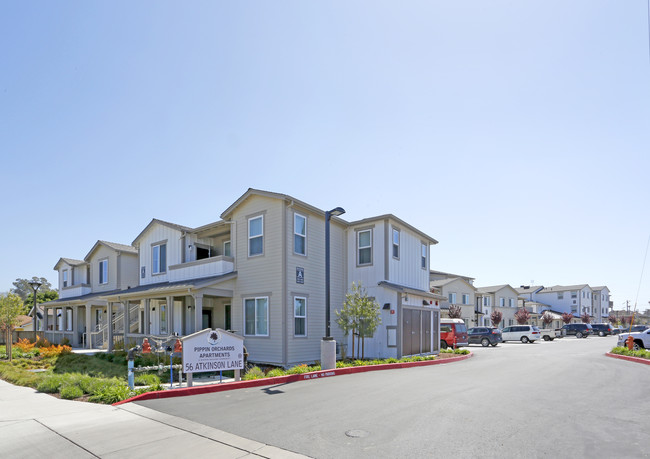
[521, 336, 529, 343]
[543, 336, 550, 341]
[491, 343, 498, 347]
[599, 331, 605, 337]
[633, 342, 642, 351]
[576, 332, 583, 338]
[441, 341, 448, 350]
[550, 338, 554, 341]
[481, 338, 490, 347]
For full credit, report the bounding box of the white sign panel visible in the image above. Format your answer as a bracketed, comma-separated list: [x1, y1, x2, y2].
[182, 328, 244, 374]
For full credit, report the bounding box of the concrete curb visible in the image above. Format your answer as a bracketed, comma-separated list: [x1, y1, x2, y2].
[114, 352, 473, 406]
[605, 352, 650, 366]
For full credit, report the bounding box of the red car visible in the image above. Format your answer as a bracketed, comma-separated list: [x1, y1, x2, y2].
[440, 318, 468, 349]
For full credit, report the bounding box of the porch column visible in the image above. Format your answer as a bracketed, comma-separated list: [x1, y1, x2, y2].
[194, 294, 203, 334]
[42, 305, 48, 334]
[71, 306, 79, 347]
[85, 303, 92, 349]
[122, 300, 129, 347]
[107, 302, 114, 352]
[166, 296, 174, 335]
[62, 306, 68, 337]
[144, 299, 151, 335]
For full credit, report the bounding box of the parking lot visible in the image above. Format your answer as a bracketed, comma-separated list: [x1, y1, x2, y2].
[136, 334, 648, 458]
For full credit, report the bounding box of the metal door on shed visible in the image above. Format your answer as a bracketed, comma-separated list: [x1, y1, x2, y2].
[402, 308, 433, 356]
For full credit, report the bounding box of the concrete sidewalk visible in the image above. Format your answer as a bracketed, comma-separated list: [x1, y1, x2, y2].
[0, 379, 308, 458]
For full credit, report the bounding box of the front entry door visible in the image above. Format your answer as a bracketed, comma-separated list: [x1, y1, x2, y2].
[202, 310, 212, 329]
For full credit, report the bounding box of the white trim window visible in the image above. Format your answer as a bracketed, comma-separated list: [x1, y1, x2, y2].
[499, 297, 505, 307]
[63, 269, 68, 288]
[508, 298, 514, 307]
[98, 259, 108, 284]
[294, 213, 307, 256]
[223, 240, 231, 257]
[152, 243, 167, 274]
[571, 291, 577, 299]
[462, 294, 469, 305]
[483, 297, 491, 307]
[244, 297, 268, 336]
[358, 229, 372, 265]
[294, 296, 306, 336]
[558, 292, 564, 300]
[392, 228, 400, 259]
[248, 216, 264, 257]
[421, 243, 427, 269]
[448, 292, 457, 304]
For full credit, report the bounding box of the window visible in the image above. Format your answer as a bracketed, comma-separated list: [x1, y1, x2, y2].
[152, 243, 167, 274]
[448, 293, 457, 304]
[558, 292, 564, 300]
[483, 297, 491, 307]
[357, 229, 372, 265]
[462, 294, 469, 305]
[421, 243, 427, 269]
[499, 297, 505, 307]
[99, 259, 108, 284]
[248, 216, 264, 256]
[508, 298, 514, 307]
[392, 228, 400, 259]
[571, 291, 577, 299]
[294, 213, 306, 255]
[223, 240, 231, 257]
[244, 297, 268, 336]
[63, 270, 68, 288]
[294, 297, 306, 336]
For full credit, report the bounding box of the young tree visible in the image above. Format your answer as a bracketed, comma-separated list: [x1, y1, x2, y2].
[580, 313, 591, 324]
[561, 313, 573, 324]
[608, 314, 618, 325]
[448, 304, 462, 319]
[490, 310, 503, 328]
[336, 282, 381, 359]
[619, 315, 628, 327]
[0, 293, 24, 362]
[541, 311, 554, 328]
[514, 308, 531, 325]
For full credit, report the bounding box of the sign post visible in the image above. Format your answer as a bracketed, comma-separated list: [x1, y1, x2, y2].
[181, 329, 245, 387]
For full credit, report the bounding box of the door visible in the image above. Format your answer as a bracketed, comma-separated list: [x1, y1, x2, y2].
[410, 310, 421, 355]
[422, 310, 431, 353]
[202, 310, 212, 329]
[224, 304, 231, 331]
[402, 309, 413, 356]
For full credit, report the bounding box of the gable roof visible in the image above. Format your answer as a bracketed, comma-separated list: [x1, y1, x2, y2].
[53, 257, 87, 270]
[430, 277, 476, 291]
[429, 269, 475, 281]
[132, 218, 194, 246]
[348, 214, 438, 244]
[84, 240, 138, 261]
[515, 285, 544, 294]
[476, 284, 516, 295]
[538, 284, 590, 294]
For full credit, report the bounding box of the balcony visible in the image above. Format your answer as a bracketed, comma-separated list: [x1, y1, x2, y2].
[168, 255, 234, 282]
[60, 284, 92, 299]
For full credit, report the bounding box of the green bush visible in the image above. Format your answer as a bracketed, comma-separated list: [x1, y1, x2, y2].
[37, 374, 67, 393]
[266, 368, 286, 378]
[242, 366, 265, 380]
[88, 384, 132, 404]
[611, 346, 650, 359]
[60, 384, 83, 400]
[134, 373, 161, 386]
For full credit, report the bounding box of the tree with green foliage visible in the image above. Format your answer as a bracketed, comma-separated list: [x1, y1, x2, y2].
[22, 290, 59, 313]
[11, 277, 54, 301]
[336, 282, 381, 359]
[0, 293, 24, 362]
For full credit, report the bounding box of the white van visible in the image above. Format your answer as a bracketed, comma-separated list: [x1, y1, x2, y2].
[501, 325, 540, 343]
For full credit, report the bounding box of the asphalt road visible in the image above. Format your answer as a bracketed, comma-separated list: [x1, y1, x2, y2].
[136, 336, 649, 458]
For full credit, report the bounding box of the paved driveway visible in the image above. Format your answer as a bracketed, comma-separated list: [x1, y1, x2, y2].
[136, 336, 648, 458]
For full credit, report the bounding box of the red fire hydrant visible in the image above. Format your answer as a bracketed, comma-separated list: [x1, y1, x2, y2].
[626, 335, 634, 350]
[141, 338, 151, 354]
[173, 339, 182, 354]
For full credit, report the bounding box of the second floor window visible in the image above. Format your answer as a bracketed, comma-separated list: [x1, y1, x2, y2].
[571, 291, 577, 299]
[448, 292, 456, 304]
[294, 213, 306, 255]
[508, 298, 514, 307]
[223, 240, 231, 257]
[462, 294, 469, 305]
[558, 292, 564, 300]
[153, 243, 167, 274]
[249, 216, 263, 256]
[421, 243, 427, 269]
[392, 229, 399, 259]
[358, 229, 372, 265]
[499, 297, 505, 307]
[99, 260, 108, 284]
[483, 296, 491, 307]
[63, 269, 68, 288]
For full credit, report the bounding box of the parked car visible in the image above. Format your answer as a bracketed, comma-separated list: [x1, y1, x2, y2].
[611, 327, 624, 335]
[440, 318, 468, 349]
[501, 325, 540, 343]
[467, 327, 502, 347]
[590, 323, 614, 337]
[617, 328, 650, 350]
[562, 323, 593, 338]
[630, 325, 649, 333]
[539, 328, 564, 341]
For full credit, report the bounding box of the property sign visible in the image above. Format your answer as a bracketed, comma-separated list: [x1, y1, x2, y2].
[296, 267, 304, 284]
[181, 328, 244, 374]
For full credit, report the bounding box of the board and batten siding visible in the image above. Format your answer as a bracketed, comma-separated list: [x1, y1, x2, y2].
[137, 224, 183, 285]
[347, 222, 385, 288]
[285, 205, 347, 365]
[229, 195, 285, 365]
[88, 245, 119, 292]
[386, 221, 430, 291]
[118, 253, 139, 290]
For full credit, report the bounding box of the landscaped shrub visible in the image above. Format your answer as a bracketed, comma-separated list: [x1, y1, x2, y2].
[39, 345, 72, 358]
[60, 337, 71, 347]
[37, 374, 67, 393]
[134, 373, 161, 386]
[60, 384, 83, 400]
[15, 338, 36, 352]
[266, 368, 286, 378]
[88, 383, 132, 404]
[611, 346, 650, 359]
[242, 366, 265, 380]
[34, 336, 51, 348]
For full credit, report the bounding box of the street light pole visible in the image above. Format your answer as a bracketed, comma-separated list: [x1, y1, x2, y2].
[321, 206, 345, 370]
[29, 280, 42, 343]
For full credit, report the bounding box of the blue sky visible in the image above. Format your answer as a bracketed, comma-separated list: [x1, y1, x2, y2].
[1, 1, 649, 312]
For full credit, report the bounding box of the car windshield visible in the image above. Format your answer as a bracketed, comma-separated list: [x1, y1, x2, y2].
[456, 324, 467, 333]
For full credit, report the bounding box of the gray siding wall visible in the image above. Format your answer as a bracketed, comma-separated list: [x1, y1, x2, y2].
[88, 245, 118, 292]
[118, 253, 139, 290]
[138, 224, 183, 285]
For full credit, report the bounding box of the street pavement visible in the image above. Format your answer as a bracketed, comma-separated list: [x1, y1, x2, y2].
[0, 378, 307, 458]
[136, 336, 649, 458]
